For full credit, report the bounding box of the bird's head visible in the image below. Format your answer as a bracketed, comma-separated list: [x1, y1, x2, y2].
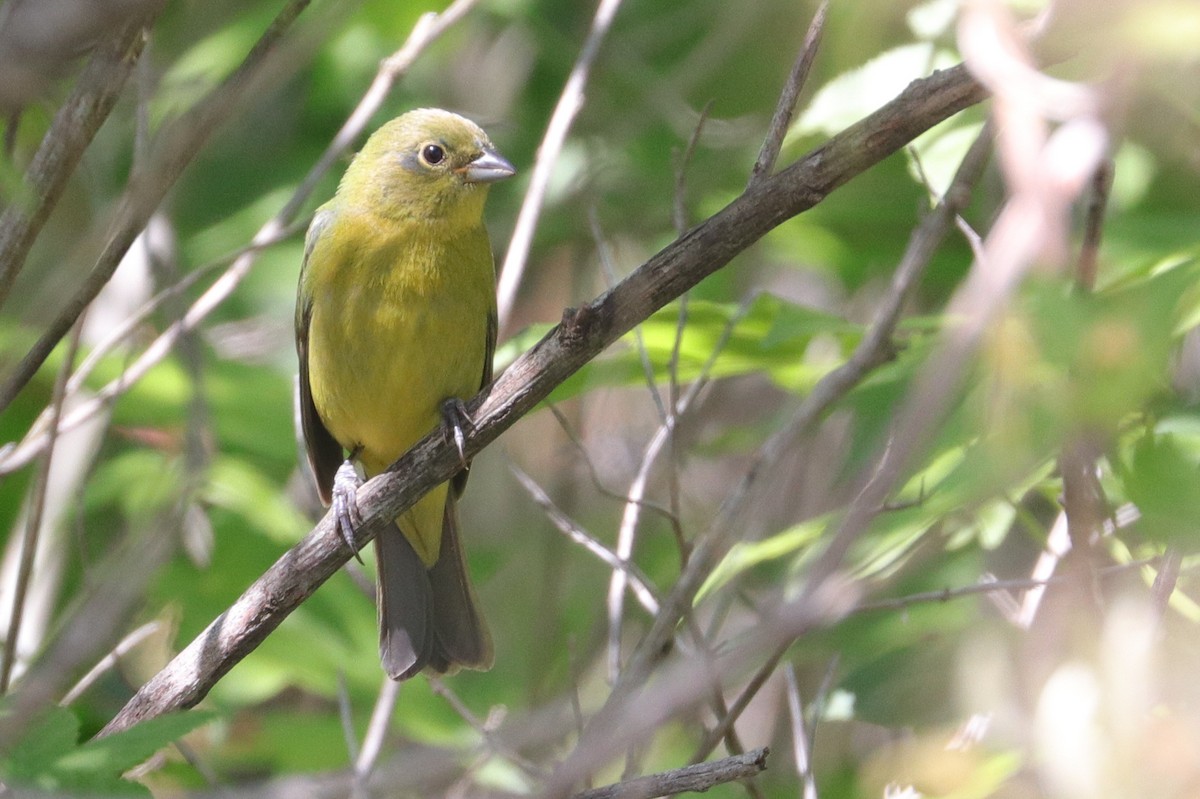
[344, 108, 515, 226]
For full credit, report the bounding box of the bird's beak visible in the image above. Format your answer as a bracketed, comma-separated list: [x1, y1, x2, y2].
[458, 148, 516, 184]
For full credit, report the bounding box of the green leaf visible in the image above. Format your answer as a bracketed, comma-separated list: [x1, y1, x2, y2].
[53, 711, 216, 791]
[204, 455, 311, 544]
[1, 706, 81, 785]
[0, 705, 213, 795]
[518, 294, 862, 406]
[696, 516, 828, 604]
[1120, 433, 1200, 547]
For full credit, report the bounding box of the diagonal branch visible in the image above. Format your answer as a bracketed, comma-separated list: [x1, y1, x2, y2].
[99, 61, 988, 738]
[0, 0, 316, 415]
[748, 0, 829, 187]
[0, 18, 153, 311]
[572, 748, 769, 799]
[496, 0, 626, 332]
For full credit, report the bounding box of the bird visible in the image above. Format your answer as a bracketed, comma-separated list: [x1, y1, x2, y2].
[295, 108, 514, 680]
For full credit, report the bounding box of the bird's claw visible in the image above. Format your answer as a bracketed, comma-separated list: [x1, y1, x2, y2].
[332, 459, 365, 564]
[440, 398, 473, 468]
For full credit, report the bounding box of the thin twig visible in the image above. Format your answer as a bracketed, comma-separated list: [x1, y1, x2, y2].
[0, 315, 84, 694]
[590, 208, 666, 422]
[60, 621, 161, 706]
[353, 676, 400, 780]
[748, 0, 830, 188]
[851, 561, 1157, 616]
[0, 220, 306, 475]
[546, 404, 680, 527]
[510, 462, 660, 615]
[672, 101, 713, 238]
[0, 19, 153, 310]
[783, 664, 818, 799]
[665, 101, 713, 567]
[1151, 548, 1183, 623]
[335, 674, 360, 766]
[606, 434, 666, 683]
[569, 646, 587, 741]
[429, 677, 546, 779]
[571, 748, 769, 799]
[681, 615, 755, 795]
[690, 641, 787, 764]
[496, 0, 627, 333]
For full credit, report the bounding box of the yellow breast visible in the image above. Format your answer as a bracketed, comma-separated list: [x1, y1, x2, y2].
[303, 204, 495, 562]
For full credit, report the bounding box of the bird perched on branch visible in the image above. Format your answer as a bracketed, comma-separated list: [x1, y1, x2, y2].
[295, 108, 514, 679]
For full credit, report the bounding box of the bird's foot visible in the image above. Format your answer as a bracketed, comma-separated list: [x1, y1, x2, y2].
[440, 398, 473, 468]
[332, 459, 365, 563]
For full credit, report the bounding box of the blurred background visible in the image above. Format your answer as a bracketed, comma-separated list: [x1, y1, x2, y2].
[1, 0, 1200, 796]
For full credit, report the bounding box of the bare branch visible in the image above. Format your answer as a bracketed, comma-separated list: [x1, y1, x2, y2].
[672, 101, 712, 237]
[60, 622, 161, 706]
[429, 676, 546, 779]
[496, 0, 627, 333]
[0, 317, 84, 693]
[571, 748, 769, 799]
[353, 676, 400, 781]
[0, 19, 152, 310]
[748, 0, 829, 187]
[510, 462, 660, 615]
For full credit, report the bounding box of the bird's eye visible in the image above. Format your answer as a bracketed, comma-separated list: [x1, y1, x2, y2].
[420, 143, 445, 166]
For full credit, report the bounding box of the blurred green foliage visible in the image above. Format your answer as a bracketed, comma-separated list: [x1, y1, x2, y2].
[1, 0, 1200, 796]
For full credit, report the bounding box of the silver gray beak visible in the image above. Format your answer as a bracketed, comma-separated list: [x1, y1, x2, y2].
[459, 147, 516, 184]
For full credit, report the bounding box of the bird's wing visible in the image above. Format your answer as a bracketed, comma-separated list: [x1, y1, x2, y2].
[450, 307, 496, 499]
[296, 208, 344, 505]
[482, 308, 497, 390]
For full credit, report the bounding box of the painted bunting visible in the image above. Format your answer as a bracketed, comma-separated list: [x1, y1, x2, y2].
[295, 108, 514, 680]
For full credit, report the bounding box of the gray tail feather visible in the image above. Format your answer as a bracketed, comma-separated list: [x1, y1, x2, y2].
[375, 498, 492, 680]
[427, 497, 493, 671]
[375, 528, 433, 680]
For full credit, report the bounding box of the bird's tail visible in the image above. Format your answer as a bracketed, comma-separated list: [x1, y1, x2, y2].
[376, 496, 492, 680]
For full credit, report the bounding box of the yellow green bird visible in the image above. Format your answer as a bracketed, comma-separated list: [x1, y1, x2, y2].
[295, 108, 514, 680]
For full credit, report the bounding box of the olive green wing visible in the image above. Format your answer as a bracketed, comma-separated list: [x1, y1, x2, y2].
[295, 209, 343, 505]
[450, 308, 496, 498]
